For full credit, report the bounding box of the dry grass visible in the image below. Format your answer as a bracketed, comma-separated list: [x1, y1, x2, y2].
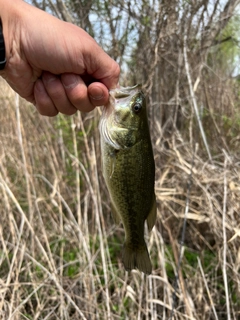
[0, 76, 240, 320]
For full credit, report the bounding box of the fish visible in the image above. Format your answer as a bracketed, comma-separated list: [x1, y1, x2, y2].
[99, 84, 156, 275]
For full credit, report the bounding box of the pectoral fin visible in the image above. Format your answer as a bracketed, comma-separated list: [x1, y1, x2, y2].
[146, 194, 157, 231]
[111, 202, 121, 225]
[109, 152, 116, 179]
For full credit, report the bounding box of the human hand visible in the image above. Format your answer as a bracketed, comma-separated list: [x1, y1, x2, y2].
[0, 0, 120, 116]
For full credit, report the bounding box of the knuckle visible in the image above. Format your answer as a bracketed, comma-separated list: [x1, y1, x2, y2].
[114, 63, 121, 77]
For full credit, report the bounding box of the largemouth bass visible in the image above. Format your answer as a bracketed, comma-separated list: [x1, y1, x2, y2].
[99, 84, 156, 275]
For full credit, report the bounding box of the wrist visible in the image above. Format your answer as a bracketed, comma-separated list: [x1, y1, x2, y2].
[0, 21, 6, 70]
[0, 0, 23, 74]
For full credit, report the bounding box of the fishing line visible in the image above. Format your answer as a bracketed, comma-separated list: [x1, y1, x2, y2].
[169, 143, 197, 320]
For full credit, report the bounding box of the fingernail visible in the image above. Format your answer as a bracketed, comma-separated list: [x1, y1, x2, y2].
[89, 87, 104, 100]
[62, 74, 79, 89]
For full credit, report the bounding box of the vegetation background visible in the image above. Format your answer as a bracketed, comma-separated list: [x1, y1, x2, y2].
[1, 0, 240, 319]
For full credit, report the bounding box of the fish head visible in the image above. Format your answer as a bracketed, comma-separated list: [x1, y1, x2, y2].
[100, 84, 149, 150]
[111, 84, 146, 130]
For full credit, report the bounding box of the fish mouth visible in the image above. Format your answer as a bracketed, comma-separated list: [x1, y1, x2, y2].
[99, 84, 143, 149]
[110, 84, 142, 99]
[101, 84, 142, 118]
[110, 84, 142, 115]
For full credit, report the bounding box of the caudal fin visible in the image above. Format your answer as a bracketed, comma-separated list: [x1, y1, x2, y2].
[122, 242, 152, 275]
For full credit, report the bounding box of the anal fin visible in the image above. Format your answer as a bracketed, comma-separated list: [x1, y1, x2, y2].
[146, 194, 157, 231]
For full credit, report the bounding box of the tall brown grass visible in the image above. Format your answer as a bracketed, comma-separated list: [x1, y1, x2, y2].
[0, 75, 240, 320]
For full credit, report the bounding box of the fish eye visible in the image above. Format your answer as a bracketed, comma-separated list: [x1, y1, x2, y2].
[132, 103, 142, 113]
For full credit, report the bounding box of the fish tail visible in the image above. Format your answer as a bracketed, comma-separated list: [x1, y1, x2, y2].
[122, 241, 152, 275]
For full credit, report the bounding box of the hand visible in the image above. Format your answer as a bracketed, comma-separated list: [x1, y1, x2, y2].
[0, 0, 120, 116]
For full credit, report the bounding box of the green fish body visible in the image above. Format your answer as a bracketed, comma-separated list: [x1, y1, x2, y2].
[99, 84, 156, 275]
